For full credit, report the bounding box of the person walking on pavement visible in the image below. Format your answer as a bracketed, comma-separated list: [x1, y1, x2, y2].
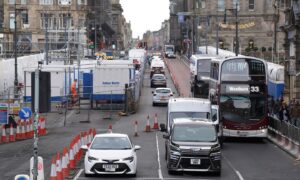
[71, 79, 78, 106]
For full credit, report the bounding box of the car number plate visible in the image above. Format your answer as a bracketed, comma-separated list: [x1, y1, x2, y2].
[190, 159, 201, 165]
[238, 131, 248, 137]
[103, 164, 118, 171]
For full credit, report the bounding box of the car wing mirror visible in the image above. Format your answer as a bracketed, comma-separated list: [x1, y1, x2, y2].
[160, 123, 166, 132]
[134, 145, 141, 151]
[81, 145, 89, 151]
[162, 133, 170, 139]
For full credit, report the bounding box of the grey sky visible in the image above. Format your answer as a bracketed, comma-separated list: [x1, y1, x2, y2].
[120, 0, 170, 39]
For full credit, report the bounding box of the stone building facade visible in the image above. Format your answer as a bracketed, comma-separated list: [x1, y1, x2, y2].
[281, 0, 300, 100]
[193, 0, 286, 60]
[2, 0, 89, 58]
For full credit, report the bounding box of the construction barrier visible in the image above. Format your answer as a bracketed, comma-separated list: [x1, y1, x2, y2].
[0, 116, 47, 145]
[268, 115, 300, 159]
[50, 128, 96, 179]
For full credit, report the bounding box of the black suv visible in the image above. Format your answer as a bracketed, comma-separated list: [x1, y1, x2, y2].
[161, 119, 221, 175]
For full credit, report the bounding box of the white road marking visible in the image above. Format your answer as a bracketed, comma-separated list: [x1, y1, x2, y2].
[223, 155, 245, 180]
[156, 133, 163, 180]
[73, 168, 84, 180]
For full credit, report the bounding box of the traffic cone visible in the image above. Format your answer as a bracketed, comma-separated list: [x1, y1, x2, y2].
[153, 113, 159, 130]
[108, 124, 112, 133]
[9, 124, 15, 142]
[1, 125, 7, 143]
[50, 156, 57, 180]
[25, 121, 30, 139]
[77, 134, 83, 160]
[16, 120, 21, 140]
[74, 136, 80, 162]
[21, 120, 26, 139]
[56, 152, 63, 180]
[39, 117, 46, 136]
[69, 142, 76, 169]
[62, 147, 69, 177]
[134, 121, 138, 137]
[145, 115, 151, 132]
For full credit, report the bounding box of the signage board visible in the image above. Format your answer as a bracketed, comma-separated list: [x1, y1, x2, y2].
[19, 107, 32, 120]
[0, 103, 8, 124]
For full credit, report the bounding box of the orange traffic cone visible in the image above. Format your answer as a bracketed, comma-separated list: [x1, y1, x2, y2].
[62, 147, 69, 177]
[108, 124, 112, 133]
[77, 134, 82, 160]
[21, 120, 26, 139]
[92, 128, 96, 137]
[145, 115, 151, 132]
[39, 117, 46, 136]
[16, 120, 21, 140]
[134, 121, 139, 137]
[69, 141, 76, 169]
[50, 156, 57, 180]
[56, 152, 63, 180]
[9, 124, 15, 142]
[25, 121, 30, 139]
[153, 113, 159, 130]
[1, 125, 7, 143]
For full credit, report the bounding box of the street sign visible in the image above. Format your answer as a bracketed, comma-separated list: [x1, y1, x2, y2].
[19, 107, 32, 120]
[0, 103, 8, 124]
[10, 103, 21, 115]
[14, 174, 29, 180]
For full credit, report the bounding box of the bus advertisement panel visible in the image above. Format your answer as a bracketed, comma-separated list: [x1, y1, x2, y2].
[218, 57, 268, 138]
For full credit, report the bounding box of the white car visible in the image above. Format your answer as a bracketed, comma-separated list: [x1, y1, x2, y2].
[82, 133, 141, 177]
[152, 88, 174, 106]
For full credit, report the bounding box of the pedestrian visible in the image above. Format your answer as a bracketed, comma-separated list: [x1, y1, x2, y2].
[280, 102, 291, 123]
[4, 115, 17, 129]
[71, 79, 78, 106]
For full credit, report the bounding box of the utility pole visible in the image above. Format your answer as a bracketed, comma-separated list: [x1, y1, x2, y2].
[216, 4, 219, 55]
[94, 19, 97, 55]
[273, 0, 279, 62]
[45, 14, 49, 65]
[14, 2, 18, 99]
[224, 3, 239, 56]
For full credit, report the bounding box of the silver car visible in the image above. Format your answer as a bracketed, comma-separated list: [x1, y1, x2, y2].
[152, 88, 173, 106]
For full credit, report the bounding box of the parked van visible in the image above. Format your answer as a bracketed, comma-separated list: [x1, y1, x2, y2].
[166, 98, 212, 132]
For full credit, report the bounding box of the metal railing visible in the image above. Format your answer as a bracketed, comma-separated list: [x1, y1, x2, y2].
[268, 115, 300, 144]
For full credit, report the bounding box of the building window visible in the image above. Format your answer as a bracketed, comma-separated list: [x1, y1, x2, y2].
[249, 0, 255, 10]
[233, 0, 240, 11]
[59, 0, 71, 5]
[58, 13, 73, 29]
[8, 0, 15, 4]
[39, 0, 53, 5]
[218, 0, 225, 11]
[77, 0, 86, 5]
[21, 11, 28, 24]
[196, 0, 206, 9]
[9, 13, 15, 29]
[40, 13, 56, 29]
[21, 0, 27, 4]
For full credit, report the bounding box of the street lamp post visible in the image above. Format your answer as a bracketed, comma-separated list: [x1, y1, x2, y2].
[224, 3, 239, 56]
[14, 2, 18, 99]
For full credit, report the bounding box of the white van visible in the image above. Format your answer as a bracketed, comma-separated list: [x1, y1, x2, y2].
[166, 98, 212, 132]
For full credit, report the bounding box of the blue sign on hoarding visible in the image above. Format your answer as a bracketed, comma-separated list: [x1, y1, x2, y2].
[0, 103, 8, 124]
[19, 107, 32, 120]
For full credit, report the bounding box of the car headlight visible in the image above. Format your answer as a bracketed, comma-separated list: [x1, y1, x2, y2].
[88, 156, 99, 162]
[123, 156, 134, 163]
[210, 144, 221, 153]
[170, 144, 180, 155]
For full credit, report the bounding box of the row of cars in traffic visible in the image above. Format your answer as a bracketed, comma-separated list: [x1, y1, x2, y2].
[81, 52, 221, 177]
[81, 98, 221, 177]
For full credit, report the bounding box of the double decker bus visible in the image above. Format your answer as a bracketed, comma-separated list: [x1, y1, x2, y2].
[210, 56, 268, 138]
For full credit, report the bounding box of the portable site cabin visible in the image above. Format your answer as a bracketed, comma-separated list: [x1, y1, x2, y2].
[23, 65, 78, 103]
[92, 60, 135, 103]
